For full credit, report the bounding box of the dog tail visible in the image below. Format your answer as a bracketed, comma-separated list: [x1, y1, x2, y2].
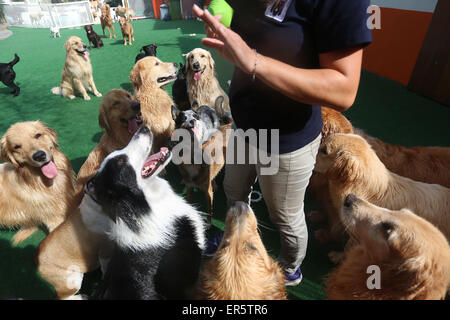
[215, 96, 233, 124]
[12, 226, 39, 246]
[51, 87, 62, 96]
[9, 54, 20, 67]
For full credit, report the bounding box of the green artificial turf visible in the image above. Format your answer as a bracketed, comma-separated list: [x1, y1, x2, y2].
[0, 19, 449, 300]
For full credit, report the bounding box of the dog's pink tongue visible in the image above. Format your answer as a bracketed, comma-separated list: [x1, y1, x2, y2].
[128, 118, 138, 134]
[84, 51, 90, 57]
[41, 161, 58, 179]
[194, 71, 202, 81]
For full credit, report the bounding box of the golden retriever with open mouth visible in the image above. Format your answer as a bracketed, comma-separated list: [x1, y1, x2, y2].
[327, 195, 450, 300]
[185, 48, 230, 119]
[36, 89, 141, 300]
[130, 56, 177, 153]
[51, 36, 102, 101]
[198, 202, 287, 300]
[0, 121, 76, 245]
[314, 133, 450, 242]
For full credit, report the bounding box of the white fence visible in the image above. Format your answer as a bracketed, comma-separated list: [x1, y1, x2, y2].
[1, 1, 94, 29]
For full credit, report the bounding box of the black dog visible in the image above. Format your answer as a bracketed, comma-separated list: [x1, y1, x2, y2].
[0, 54, 20, 97]
[135, 44, 158, 64]
[172, 62, 190, 111]
[84, 25, 104, 50]
[84, 126, 206, 299]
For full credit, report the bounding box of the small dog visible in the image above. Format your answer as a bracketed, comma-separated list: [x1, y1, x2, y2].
[173, 105, 221, 145]
[116, 5, 135, 20]
[100, 4, 116, 39]
[185, 48, 231, 120]
[84, 25, 104, 49]
[83, 126, 206, 299]
[135, 44, 158, 64]
[198, 202, 287, 300]
[50, 26, 61, 38]
[37, 89, 141, 300]
[119, 16, 134, 46]
[315, 133, 450, 242]
[172, 62, 190, 110]
[129, 56, 177, 153]
[0, 53, 20, 97]
[172, 101, 232, 222]
[327, 195, 450, 300]
[0, 121, 76, 245]
[51, 36, 102, 100]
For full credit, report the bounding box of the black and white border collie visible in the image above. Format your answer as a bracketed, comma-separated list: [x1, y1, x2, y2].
[82, 126, 206, 299]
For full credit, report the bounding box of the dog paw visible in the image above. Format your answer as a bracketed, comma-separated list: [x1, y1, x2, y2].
[68, 95, 76, 100]
[307, 210, 326, 223]
[83, 96, 91, 101]
[328, 251, 345, 264]
[314, 228, 332, 243]
[94, 92, 102, 97]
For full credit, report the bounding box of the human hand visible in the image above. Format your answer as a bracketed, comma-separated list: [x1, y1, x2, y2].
[192, 4, 255, 74]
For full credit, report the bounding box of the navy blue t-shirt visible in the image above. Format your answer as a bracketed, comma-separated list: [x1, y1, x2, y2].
[227, 0, 372, 154]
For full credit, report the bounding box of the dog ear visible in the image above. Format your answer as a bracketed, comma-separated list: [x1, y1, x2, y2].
[0, 135, 19, 167]
[185, 53, 191, 70]
[171, 105, 180, 121]
[129, 63, 142, 90]
[327, 150, 361, 183]
[98, 105, 112, 132]
[207, 52, 215, 71]
[44, 124, 59, 148]
[191, 100, 199, 112]
[64, 40, 70, 50]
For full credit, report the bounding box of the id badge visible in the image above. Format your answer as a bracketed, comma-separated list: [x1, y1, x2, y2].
[264, 0, 292, 22]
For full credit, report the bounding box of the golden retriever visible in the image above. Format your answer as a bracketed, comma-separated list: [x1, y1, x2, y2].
[130, 56, 177, 153]
[327, 195, 450, 300]
[51, 36, 102, 101]
[119, 16, 134, 46]
[310, 108, 450, 242]
[314, 133, 450, 242]
[198, 202, 287, 300]
[74, 89, 142, 203]
[100, 4, 116, 39]
[185, 48, 230, 119]
[36, 89, 140, 300]
[319, 108, 450, 188]
[0, 121, 76, 245]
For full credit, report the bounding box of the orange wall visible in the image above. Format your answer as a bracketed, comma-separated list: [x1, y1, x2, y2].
[363, 7, 433, 85]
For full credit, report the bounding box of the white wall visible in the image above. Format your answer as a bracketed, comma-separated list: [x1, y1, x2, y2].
[371, 0, 438, 13]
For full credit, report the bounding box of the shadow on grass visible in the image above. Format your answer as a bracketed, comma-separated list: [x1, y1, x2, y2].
[0, 238, 54, 299]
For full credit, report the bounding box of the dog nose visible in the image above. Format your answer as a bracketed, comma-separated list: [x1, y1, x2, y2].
[131, 101, 141, 113]
[193, 62, 200, 69]
[83, 44, 87, 50]
[32, 150, 47, 162]
[137, 125, 151, 135]
[344, 194, 357, 208]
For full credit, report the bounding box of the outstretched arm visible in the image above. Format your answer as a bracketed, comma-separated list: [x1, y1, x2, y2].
[193, 5, 364, 112]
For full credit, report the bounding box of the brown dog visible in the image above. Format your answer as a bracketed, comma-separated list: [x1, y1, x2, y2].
[36, 89, 141, 300]
[174, 122, 232, 223]
[119, 16, 134, 46]
[315, 133, 450, 242]
[185, 48, 231, 120]
[130, 56, 177, 153]
[0, 121, 76, 245]
[51, 36, 102, 101]
[100, 4, 116, 39]
[310, 108, 450, 242]
[198, 202, 287, 300]
[327, 195, 450, 300]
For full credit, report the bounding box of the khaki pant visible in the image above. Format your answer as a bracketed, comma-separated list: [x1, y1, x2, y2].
[223, 133, 321, 274]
